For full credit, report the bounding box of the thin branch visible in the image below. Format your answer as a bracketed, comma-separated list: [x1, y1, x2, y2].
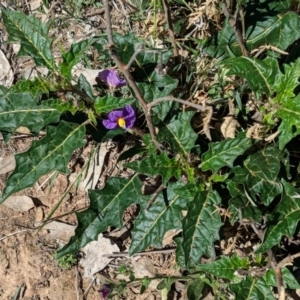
[222, 1, 248, 57]
[146, 184, 165, 211]
[102, 248, 175, 257]
[277, 252, 300, 269]
[0, 229, 31, 242]
[238, 210, 285, 300]
[148, 96, 207, 112]
[75, 265, 80, 300]
[103, 0, 161, 151]
[162, 0, 179, 58]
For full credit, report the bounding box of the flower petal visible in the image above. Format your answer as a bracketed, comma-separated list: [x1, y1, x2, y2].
[123, 105, 136, 129]
[103, 119, 118, 129]
[98, 70, 110, 83]
[107, 110, 124, 122]
[98, 70, 126, 88]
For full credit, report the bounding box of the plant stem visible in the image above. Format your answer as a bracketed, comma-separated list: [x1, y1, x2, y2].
[103, 0, 162, 151]
[148, 96, 207, 112]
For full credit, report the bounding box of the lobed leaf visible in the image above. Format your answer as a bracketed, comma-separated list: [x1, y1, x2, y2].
[195, 254, 249, 281]
[256, 180, 300, 253]
[273, 58, 300, 149]
[157, 111, 197, 156]
[0, 90, 61, 139]
[229, 146, 283, 206]
[222, 57, 279, 96]
[229, 276, 275, 300]
[93, 32, 172, 67]
[60, 40, 91, 80]
[265, 267, 300, 289]
[1, 121, 86, 202]
[204, 3, 300, 60]
[58, 175, 149, 257]
[2, 10, 55, 70]
[181, 190, 223, 268]
[137, 72, 178, 123]
[126, 152, 182, 185]
[129, 183, 193, 255]
[200, 136, 254, 172]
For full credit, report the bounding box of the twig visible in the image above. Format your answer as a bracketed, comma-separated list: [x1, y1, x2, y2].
[222, 1, 248, 57]
[146, 184, 165, 211]
[0, 229, 31, 242]
[277, 252, 300, 269]
[75, 265, 80, 300]
[148, 96, 206, 112]
[162, 0, 178, 58]
[251, 45, 289, 58]
[102, 248, 176, 257]
[238, 210, 285, 300]
[83, 277, 95, 299]
[85, 8, 105, 17]
[103, 0, 161, 151]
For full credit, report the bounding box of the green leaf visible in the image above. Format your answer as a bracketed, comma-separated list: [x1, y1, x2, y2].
[60, 40, 91, 80]
[222, 57, 279, 96]
[57, 175, 149, 257]
[174, 236, 186, 268]
[129, 183, 192, 255]
[186, 277, 206, 300]
[195, 254, 249, 281]
[229, 276, 275, 300]
[93, 32, 172, 66]
[94, 95, 136, 114]
[200, 136, 255, 172]
[157, 111, 197, 156]
[265, 267, 300, 289]
[256, 180, 300, 253]
[0, 91, 61, 137]
[1, 121, 85, 202]
[77, 74, 96, 101]
[2, 10, 55, 70]
[126, 152, 182, 185]
[229, 146, 283, 206]
[10, 77, 51, 97]
[205, 2, 299, 60]
[45, 99, 84, 115]
[182, 190, 223, 268]
[273, 58, 300, 149]
[137, 73, 178, 122]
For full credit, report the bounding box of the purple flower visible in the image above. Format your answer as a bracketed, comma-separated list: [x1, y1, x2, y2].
[98, 69, 126, 88]
[98, 284, 110, 299]
[103, 105, 136, 130]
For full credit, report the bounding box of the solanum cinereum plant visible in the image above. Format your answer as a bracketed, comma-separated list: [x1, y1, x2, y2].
[1, 0, 300, 298]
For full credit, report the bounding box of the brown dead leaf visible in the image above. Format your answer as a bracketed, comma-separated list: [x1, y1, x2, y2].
[132, 257, 159, 289]
[0, 155, 15, 174]
[41, 221, 76, 242]
[202, 106, 213, 141]
[0, 50, 13, 87]
[3, 195, 35, 211]
[80, 235, 119, 278]
[163, 229, 182, 247]
[246, 123, 264, 140]
[221, 116, 239, 138]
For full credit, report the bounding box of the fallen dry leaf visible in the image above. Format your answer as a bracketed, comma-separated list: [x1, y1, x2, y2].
[0, 155, 16, 174]
[221, 116, 239, 138]
[3, 195, 35, 211]
[80, 235, 119, 278]
[131, 257, 159, 289]
[0, 49, 13, 87]
[41, 221, 76, 242]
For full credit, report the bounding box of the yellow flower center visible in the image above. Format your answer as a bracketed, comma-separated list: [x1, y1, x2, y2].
[118, 118, 126, 128]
